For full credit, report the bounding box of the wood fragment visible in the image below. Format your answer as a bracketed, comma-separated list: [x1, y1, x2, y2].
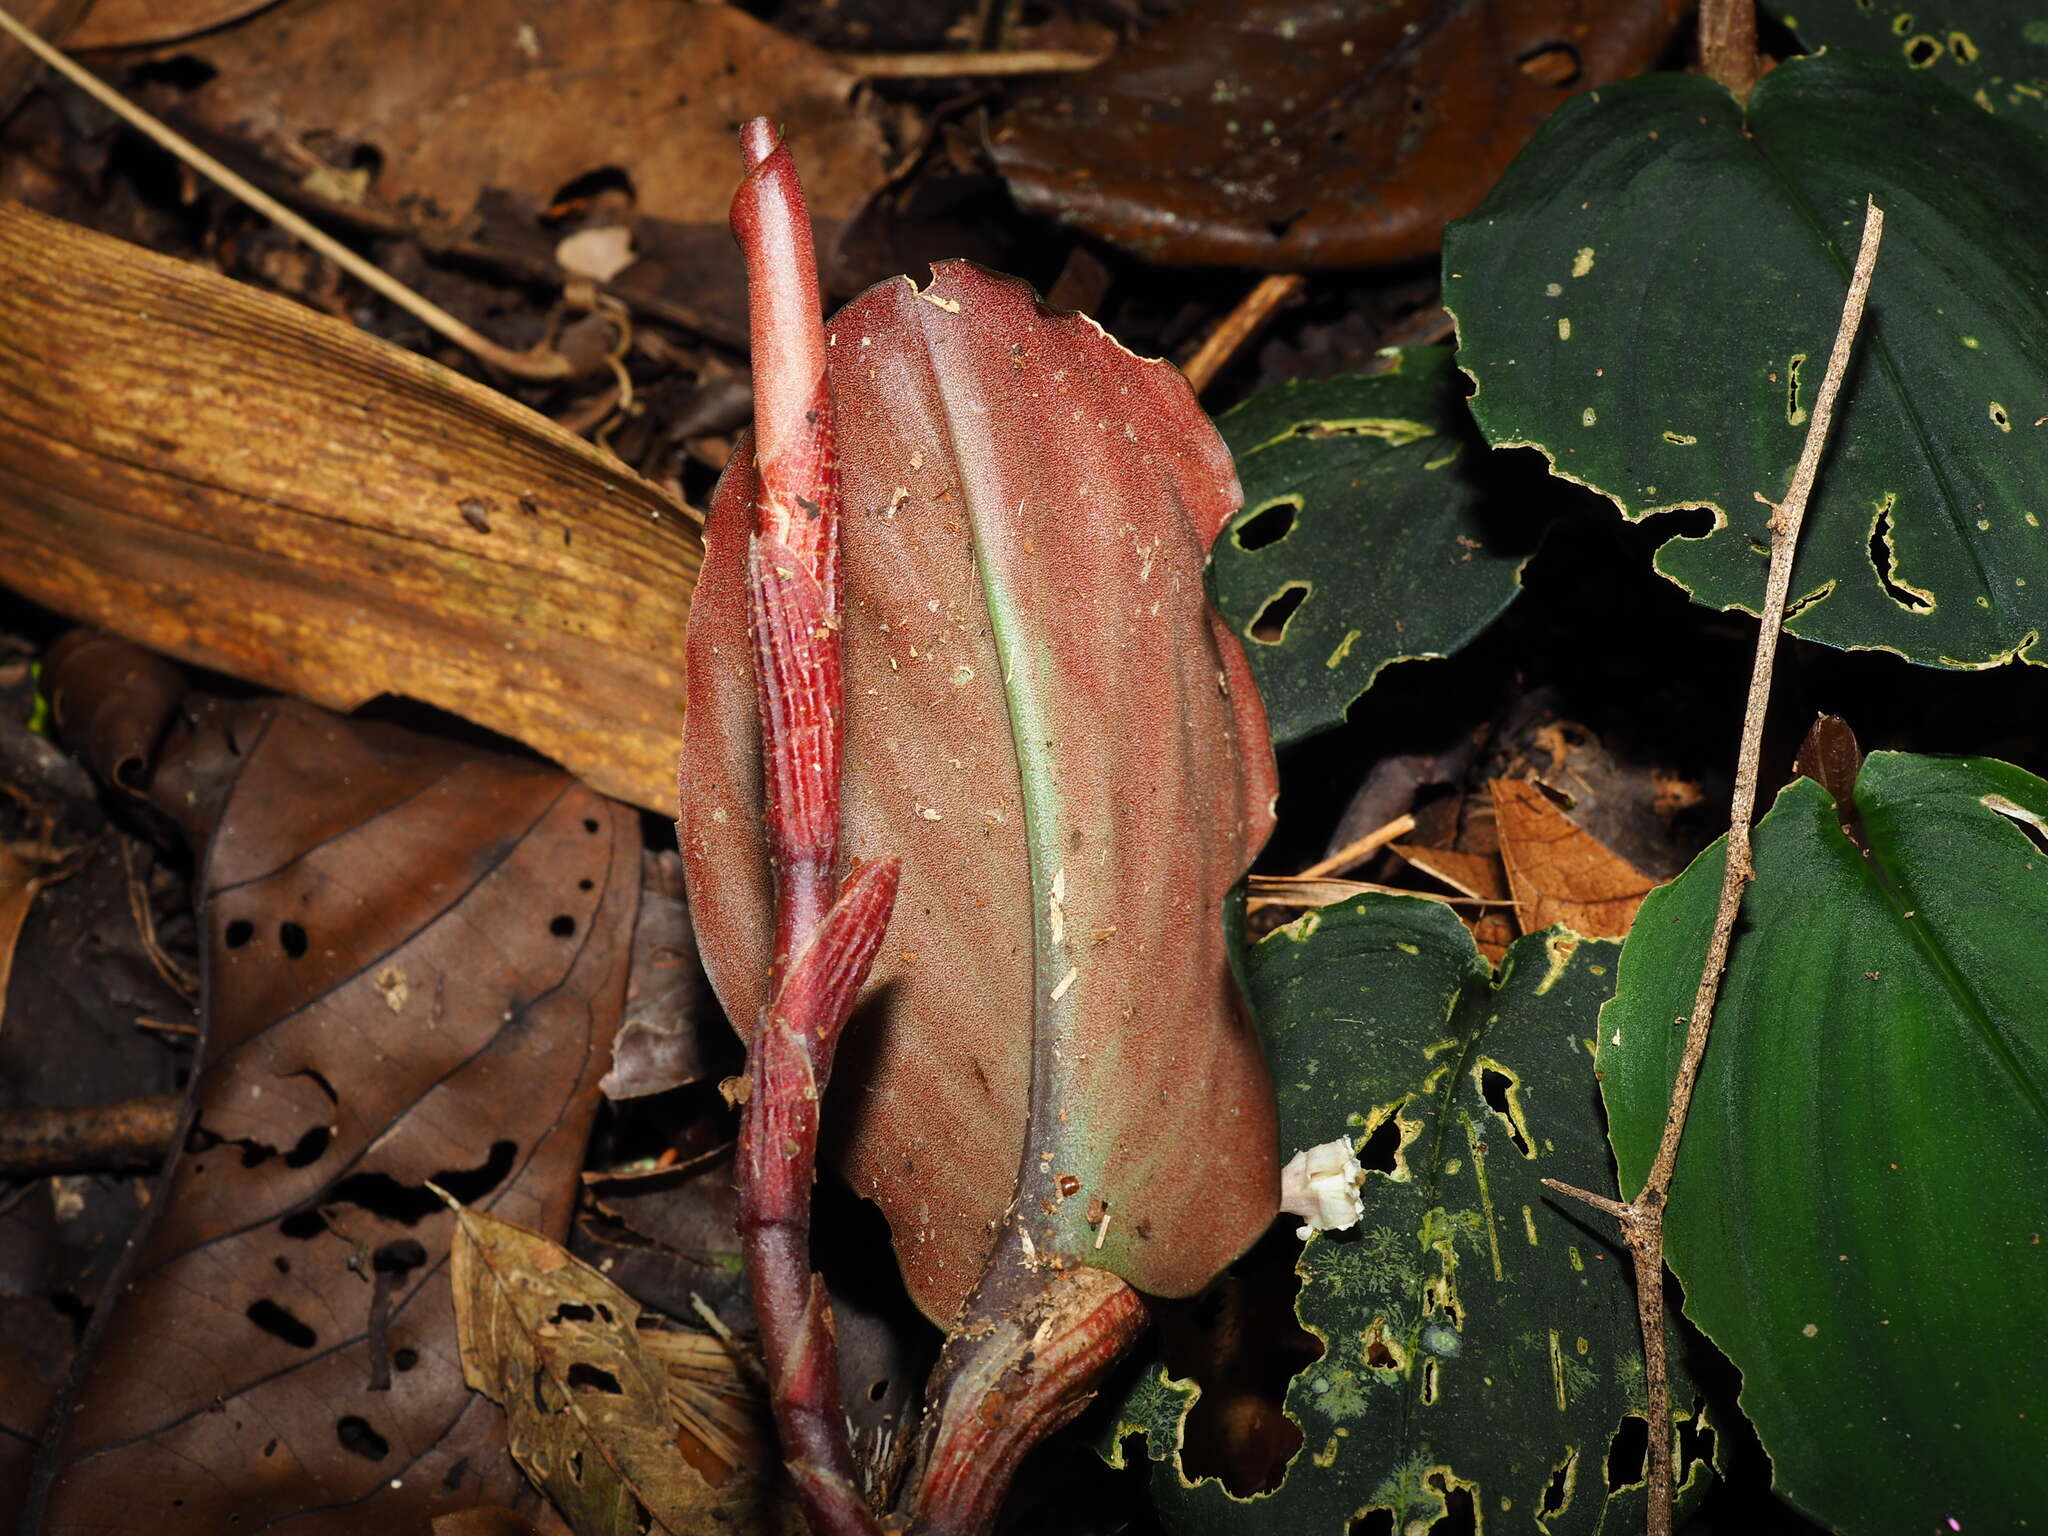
[1180, 274, 1307, 395]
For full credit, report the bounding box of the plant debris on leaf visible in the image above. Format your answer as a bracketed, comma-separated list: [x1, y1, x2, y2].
[989, 0, 1685, 269]
[1600, 753, 2048, 1533]
[1443, 51, 2048, 669]
[30, 682, 639, 1533]
[1106, 895, 1709, 1533]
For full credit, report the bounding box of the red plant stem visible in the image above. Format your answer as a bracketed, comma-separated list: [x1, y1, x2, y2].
[908, 1251, 1147, 1536]
[731, 117, 894, 1536]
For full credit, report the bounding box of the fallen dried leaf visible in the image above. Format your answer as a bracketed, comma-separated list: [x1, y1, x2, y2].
[0, 205, 698, 814]
[990, 0, 1685, 268]
[449, 1202, 776, 1535]
[1490, 777, 1656, 939]
[65, 0, 272, 49]
[144, 0, 891, 341]
[30, 682, 639, 1531]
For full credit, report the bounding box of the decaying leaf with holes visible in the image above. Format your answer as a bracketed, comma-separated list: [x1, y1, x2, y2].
[26, 659, 638, 1534]
[989, 0, 1685, 268]
[1601, 751, 2048, 1533]
[1105, 896, 1711, 1533]
[1444, 51, 2048, 668]
[1209, 348, 1539, 748]
[448, 1201, 782, 1535]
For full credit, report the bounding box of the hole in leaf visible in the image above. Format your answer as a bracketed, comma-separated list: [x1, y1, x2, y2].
[546, 165, 636, 215]
[868, 1378, 889, 1402]
[1425, 1472, 1476, 1534]
[551, 1303, 596, 1324]
[1540, 1447, 1578, 1517]
[373, 1239, 428, 1275]
[284, 1125, 332, 1168]
[1675, 1400, 1716, 1484]
[550, 914, 577, 938]
[336, 1416, 389, 1461]
[224, 920, 254, 949]
[128, 54, 218, 90]
[1477, 1066, 1533, 1157]
[1515, 40, 1582, 85]
[1248, 583, 1309, 644]
[1986, 795, 2048, 860]
[394, 1347, 419, 1372]
[1605, 1414, 1650, 1491]
[1357, 1112, 1405, 1176]
[279, 922, 309, 959]
[567, 1363, 623, 1395]
[578, 878, 595, 891]
[279, 1208, 328, 1240]
[322, 1140, 517, 1225]
[1421, 1356, 1439, 1405]
[1158, 1220, 1316, 1496]
[583, 817, 601, 834]
[1904, 32, 1940, 64]
[1867, 506, 1932, 611]
[246, 1298, 318, 1348]
[1234, 501, 1297, 551]
[1350, 1513, 1395, 1536]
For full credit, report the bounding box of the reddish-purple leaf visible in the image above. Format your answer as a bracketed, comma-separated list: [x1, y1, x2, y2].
[680, 262, 1279, 1323]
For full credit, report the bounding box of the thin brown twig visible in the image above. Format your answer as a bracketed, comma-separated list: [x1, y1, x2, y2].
[0, 3, 580, 380]
[835, 48, 1108, 77]
[1180, 273, 1307, 395]
[1295, 812, 1417, 881]
[1544, 196, 1883, 1536]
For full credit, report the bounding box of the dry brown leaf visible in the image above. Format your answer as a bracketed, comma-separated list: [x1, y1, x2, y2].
[31, 681, 639, 1532]
[449, 1202, 781, 1536]
[0, 843, 49, 1012]
[66, 0, 275, 49]
[0, 0, 90, 117]
[1490, 777, 1657, 940]
[1387, 843, 1516, 965]
[989, 0, 1686, 268]
[143, 0, 891, 341]
[0, 203, 699, 814]
[1388, 843, 1510, 903]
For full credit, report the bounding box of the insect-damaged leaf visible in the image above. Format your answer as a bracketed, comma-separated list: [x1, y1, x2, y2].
[987, 0, 1685, 269]
[678, 261, 1279, 1324]
[1770, 0, 2048, 132]
[1106, 897, 1710, 1534]
[1599, 753, 2048, 1533]
[448, 1202, 780, 1536]
[30, 690, 638, 1533]
[1211, 348, 1537, 747]
[1443, 52, 2048, 669]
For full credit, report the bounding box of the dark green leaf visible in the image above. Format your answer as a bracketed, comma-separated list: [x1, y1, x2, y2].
[1211, 348, 1536, 747]
[1108, 897, 1712, 1532]
[1443, 52, 2048, 668]
[1772, 1, 2048, 131]
[1600, 753, 2048, 1533]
